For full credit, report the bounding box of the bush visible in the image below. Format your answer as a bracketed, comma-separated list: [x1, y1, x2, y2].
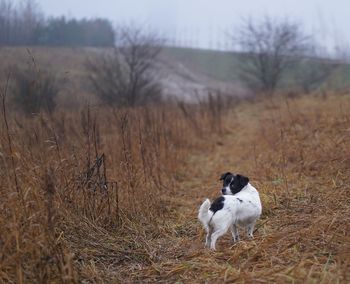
[11, 64, 60, 114]
[235, 17, 309, 95]
[86, 27, 163, 107]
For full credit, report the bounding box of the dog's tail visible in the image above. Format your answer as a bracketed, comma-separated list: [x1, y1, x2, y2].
[198, 198, 213, 231]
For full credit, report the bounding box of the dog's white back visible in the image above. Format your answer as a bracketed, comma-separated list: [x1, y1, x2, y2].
[214, 183, 261, 227]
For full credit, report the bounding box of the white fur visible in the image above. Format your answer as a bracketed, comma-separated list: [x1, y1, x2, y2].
[198, 183, 262, 250]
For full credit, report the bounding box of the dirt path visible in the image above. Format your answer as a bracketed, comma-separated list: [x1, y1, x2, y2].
[124, 96, 350, 283]
[127, 112, 265, 282]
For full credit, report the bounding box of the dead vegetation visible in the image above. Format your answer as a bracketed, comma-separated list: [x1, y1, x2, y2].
[132, 93, 350, 283]
[0, 83, 228, 283]
[0, 88, 349, 283]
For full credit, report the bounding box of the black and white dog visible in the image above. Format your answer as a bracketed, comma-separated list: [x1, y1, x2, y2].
[198, 172, 262, 250]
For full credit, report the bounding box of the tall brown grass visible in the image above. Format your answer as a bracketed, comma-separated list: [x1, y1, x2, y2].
[137, 92, 349, 283]
[0, 85, 228, 282]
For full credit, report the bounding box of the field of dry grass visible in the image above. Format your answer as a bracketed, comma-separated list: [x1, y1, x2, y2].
[129, 93, 350, 283]
[0, 89, 349, 283]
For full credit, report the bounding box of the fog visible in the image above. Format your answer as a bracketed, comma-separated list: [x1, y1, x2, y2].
[14, 0, 350, 51]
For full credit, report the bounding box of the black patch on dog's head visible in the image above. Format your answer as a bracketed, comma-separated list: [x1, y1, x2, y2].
[231, 174, 249, 194]
[209, 196, 225, 213]
[220, 172, 234, 188]
[221, 172, 250, 195]
[220, 172, 233, 181]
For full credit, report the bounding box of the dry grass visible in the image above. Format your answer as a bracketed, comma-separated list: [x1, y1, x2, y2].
[131, 93, 350, 284]
[0, 91, 349, 283]
[0, 89, 228, 283]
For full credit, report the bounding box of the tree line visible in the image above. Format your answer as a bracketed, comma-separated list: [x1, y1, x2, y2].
[0, 0, 115, 46]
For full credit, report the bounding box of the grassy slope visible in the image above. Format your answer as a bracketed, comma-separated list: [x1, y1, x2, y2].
[1, 46, 350, 100]
[1, 47, 241, 106]
[0, 47, 103, 106]
[115, 94, 350, 283]
[162, 47, 350, 90]
[161, 47, 240, 82]
[0, 46, 238, 83]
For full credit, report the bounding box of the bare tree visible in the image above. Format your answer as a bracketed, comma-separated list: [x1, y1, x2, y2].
[18, 0, 43, 44]
[0, 0, 43, 45]
[235, 17, 309, 95]
[0, 0, 14, 44]
[87, 26, 163, 106]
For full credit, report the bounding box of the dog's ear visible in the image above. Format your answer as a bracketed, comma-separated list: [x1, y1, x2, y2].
[236, 174, 249, 187]
[220, 172, 232, 181]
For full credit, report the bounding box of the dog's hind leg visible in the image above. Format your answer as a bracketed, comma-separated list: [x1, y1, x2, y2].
[205, 226, 212, 248]
[231, 224, 240, 242]
[210, 226, 229, 250]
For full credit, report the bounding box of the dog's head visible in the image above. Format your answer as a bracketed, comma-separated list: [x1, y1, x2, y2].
[220, 172, 249, 195]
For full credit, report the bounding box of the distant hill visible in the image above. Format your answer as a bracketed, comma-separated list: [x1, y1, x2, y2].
[161, 46, 350, 93]
[1, 46, 349, 107]
[0, 47, 247, 105]
[161, 47, 241, 82]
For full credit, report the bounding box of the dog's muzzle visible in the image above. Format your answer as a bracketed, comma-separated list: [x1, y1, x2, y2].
[221, 188, 226, 194]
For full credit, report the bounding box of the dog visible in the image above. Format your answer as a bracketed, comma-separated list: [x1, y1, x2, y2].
[198, 172, 262, 250]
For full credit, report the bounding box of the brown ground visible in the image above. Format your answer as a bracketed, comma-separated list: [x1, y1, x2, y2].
[113, 94, 350, 283]
[1, 90, 349, 283]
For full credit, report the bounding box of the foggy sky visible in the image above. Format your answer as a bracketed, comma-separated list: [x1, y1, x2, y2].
[18, 0, 350, 51]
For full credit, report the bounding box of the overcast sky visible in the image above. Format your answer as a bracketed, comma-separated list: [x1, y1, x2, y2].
[22, 0, 350, 51]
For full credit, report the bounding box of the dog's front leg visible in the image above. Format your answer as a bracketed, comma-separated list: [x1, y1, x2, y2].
[205, 233, 211, 248]
[231, 224, 240, 242]
[246, 222, 255, 239]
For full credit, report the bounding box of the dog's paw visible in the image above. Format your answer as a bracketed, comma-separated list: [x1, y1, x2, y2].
[232, 237, 240, 243]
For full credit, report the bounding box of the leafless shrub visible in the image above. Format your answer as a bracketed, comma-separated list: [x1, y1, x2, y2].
[10, 60, 61, 114]
[87, 26, 163, 107]
[296, 59, 338, 93]
[294, 45, 340, 93]
[235, 17, 309, 95]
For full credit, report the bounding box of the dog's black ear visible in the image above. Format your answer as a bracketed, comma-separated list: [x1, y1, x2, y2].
[237, 174, 249, 187]
[220, 172, 232, 181]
